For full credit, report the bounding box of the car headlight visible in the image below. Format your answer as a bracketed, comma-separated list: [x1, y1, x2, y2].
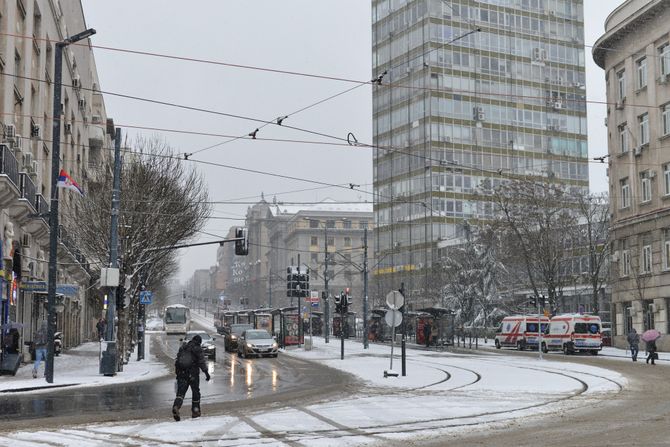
[231, 335, 237, 340]
[272, 342, 278, 348]
[247, 342, 253, 348]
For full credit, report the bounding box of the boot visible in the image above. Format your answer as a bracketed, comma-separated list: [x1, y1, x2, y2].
[192, 406, 201, 419]
[172, 405, 180, 422]
[32, 369, 37, 379]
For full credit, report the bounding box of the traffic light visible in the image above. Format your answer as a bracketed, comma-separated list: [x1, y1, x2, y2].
[345, 288, 352, 307]
[298, 267, 310, 297]
[528, 295, 537, 307]
[235, 227, 249, 256]
[116, 286, 125, 310]
[334, 292, 342, 313]
[286, 267, 296, 297]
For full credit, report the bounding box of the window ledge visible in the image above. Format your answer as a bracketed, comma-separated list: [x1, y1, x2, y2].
[617, 150, 629, 158]
[635, 85, 648, 94]
[662, 194, 670, 201]
[640, 199, 653, 206]
[660, 133, 670, 142]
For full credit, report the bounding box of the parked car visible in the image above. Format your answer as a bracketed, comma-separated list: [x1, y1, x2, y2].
[601, 328, 612, 347]
[237, 329, 279, 358]
[183, 331, 217, 360]
[223, 324, 253, 352]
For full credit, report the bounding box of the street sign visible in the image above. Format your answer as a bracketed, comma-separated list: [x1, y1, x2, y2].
[385, 291, 404, 310]
[139, 291, 153, 305]
[384, 309, 402, 328]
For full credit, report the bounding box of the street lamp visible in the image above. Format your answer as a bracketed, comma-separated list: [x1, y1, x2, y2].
[45, 28, 96, 384]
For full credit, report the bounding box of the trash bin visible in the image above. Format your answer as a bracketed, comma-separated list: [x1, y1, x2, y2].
[100, 341, 117, 376]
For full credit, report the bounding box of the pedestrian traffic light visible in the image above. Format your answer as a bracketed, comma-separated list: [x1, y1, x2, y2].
[116, 286, 125, 310]
[334, 292, 342, 313]
[235, 227, 249, 256]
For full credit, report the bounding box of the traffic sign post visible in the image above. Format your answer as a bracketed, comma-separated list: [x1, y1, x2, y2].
[384, 308, 402, 378]
[139, 291, 153, 305]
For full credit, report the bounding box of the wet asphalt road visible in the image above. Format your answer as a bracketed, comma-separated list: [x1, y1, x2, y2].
[0, 325, 350, 431]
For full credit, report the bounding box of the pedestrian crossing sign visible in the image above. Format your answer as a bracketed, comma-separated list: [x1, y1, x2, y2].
[139, 290, 153, 304]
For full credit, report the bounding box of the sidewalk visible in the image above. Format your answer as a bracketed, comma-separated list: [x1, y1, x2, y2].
[0, 333, 169, 394]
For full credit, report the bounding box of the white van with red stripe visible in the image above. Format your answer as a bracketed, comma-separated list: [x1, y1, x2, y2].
[494, 315, 549, 351]
[544, 314, 602, 355]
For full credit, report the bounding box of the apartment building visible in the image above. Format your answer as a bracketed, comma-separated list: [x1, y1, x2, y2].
[0, 0, 114, 360]
[372, 0, 589, 300]
[594, 0, 670, 349]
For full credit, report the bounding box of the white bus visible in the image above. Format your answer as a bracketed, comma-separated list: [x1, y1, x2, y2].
[164, 304, 192, 334]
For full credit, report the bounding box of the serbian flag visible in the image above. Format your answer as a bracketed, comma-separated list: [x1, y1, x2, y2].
[57, 169, 84, 196]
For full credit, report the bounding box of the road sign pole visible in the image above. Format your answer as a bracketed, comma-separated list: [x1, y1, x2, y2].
[400, 283, 406, 377]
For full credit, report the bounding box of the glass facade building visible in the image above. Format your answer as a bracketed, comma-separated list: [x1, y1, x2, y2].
[372, 0, 588, 294]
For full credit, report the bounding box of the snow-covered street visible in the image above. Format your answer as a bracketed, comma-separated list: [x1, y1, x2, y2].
[0, 330, 630, 447]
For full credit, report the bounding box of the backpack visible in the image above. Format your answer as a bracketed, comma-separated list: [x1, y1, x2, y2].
[176, 344, 194, 371]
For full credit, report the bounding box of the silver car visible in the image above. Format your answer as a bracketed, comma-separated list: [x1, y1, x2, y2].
[237, 329, 279, 358]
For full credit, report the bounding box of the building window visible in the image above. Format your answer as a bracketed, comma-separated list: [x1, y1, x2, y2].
[359, 220, 369, 229]
[664, 163, 670, 195]
[326, 220, 336, 229]
[637, 57, 647, 89]
[343, 220, 352, 229]
[310, 236, 318, 246]
[327, 237, 334, 246]
[641, 172, 652, 203]
[663, 233, 670, 270]
[620, 178, 630, 208]
[642, 244, 652, 273]
[660, 44, 670, 76]
[618, 124, 628, 153]
[639, 113, 649, 145]
[622, 249, 631, 276]
[663, 104, 670, 136]
[617, 70, 626, 101]
[309, 219, 319, 228]
[344, 237, 351, 247]
[311, 253, 318, 263]
[624, 303, 633, 334]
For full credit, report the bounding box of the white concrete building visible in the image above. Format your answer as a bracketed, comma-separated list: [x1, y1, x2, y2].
[0, 0, 114, 361]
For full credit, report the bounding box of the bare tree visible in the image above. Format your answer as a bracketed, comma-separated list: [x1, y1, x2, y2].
[573, 192, 610, 315]
[67, 136, 210, 362]
[492, 179, 575, 314]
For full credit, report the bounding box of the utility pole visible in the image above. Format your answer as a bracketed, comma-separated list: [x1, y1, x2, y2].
[45, 29, 96, 384]
[400, 282, 406, 377]
[324, 224, 330, 343]
[268, 266, 272, 308]
[363, 227, 369, 349]
[297, 253, 302, 348]
[101, 127, 122, 375]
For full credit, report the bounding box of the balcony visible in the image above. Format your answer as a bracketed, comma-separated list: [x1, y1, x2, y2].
[35, 194, 49, 221]
[19, 173, 36, 212]
[1, 144, 19, 189]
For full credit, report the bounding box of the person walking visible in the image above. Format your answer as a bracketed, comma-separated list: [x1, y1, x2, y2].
[96, 318, 106, 341]
[172, 334, 210, 421]
[32, 322, 48, 379]
[627, 328, 640, 362]
[423, 320, 432, 348]
[645, 339, 658, 365]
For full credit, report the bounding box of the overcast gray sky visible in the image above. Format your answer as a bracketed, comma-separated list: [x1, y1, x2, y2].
[82, 1, 624, 284]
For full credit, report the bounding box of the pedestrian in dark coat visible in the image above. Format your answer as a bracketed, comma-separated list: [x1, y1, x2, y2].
[646, 339, 658, 365]
[96, 318, 106, 341]
[627, 328, 640, 362]
[172, 335, 210, 421]
[423, 320, 432, 348]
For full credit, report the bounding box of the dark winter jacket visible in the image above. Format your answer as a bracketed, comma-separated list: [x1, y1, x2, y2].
[646, 340, 657, 354]
[175, 339, 208, 378]
[627, 331, 640, 347]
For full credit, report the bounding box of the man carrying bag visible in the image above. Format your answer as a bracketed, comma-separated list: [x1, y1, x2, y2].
[172, 334, 210, 421]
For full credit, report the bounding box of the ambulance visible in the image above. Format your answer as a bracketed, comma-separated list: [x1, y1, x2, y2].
[543, 314, 602, 355]
[494, 315, 550, 350]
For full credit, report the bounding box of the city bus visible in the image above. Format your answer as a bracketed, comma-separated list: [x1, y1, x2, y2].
[164, 304, 192, 334]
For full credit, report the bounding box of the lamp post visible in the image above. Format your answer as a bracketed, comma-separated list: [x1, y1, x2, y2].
[45, 28, 96, 384]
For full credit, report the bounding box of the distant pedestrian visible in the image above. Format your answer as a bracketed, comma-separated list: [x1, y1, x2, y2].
[423, 321, 432, 348]
[645, 339, 658, 365]
[172, 334, 210, 421]
[627, 328, 640, 362]
[32, 322, 48, 379]
[96, 318, 106, 341]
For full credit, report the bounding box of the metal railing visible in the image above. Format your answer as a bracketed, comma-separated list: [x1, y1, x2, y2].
[35, 194, 49, 220]
[0, 144, 19, 188]
[19, 173, 36, 210]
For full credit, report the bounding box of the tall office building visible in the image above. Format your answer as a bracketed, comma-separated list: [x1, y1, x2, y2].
[372, 0, 589, 302]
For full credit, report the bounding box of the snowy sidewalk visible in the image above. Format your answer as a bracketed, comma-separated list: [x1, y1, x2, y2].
[0, 333, 169, 394]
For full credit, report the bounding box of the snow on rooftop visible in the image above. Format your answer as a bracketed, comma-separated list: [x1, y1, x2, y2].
[270, 198, 373, 216]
